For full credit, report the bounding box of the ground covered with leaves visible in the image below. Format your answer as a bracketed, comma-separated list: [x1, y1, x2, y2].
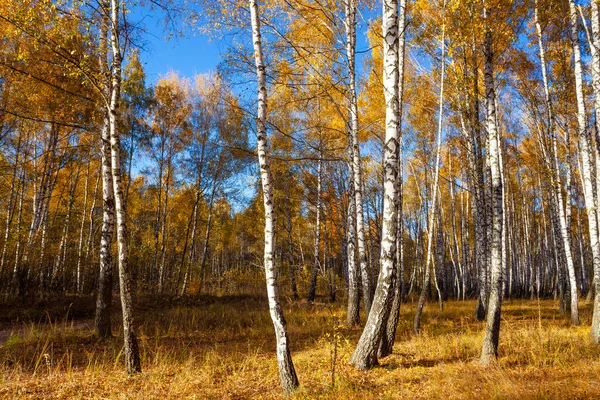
[1, 295, 599, 399]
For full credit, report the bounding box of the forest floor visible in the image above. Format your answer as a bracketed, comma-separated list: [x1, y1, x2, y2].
[0, 294, 599, 399]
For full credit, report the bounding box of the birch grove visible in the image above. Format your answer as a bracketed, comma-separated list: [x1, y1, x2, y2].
[4, 0, 600, 395]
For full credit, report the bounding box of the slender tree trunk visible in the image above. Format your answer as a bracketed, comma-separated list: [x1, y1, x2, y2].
[379, 0, 407, 358]
[249, 0, 299, 393]
[52, 166, 80, 289]
[158, 155, 172, 293]
[535, 0, 579, 325]
[285, 192, 299, 300]
[197, 184, 217, 294]
[468, 19, 488, 321]
[84, 169, 101, 291]
[96, 111, 114, 339]
[480, 5, 504, 365]
[346, 169, 360, 325]
[95, 11, 114, 340]
[587, 0, 600, 340]
[350, 0, 400, 370]
[344, 0, 360, 326]
[308, 155, 322, 303]
[414, 3, 445, 332]
[108, 0, 141, 374]
[12, 165, 26, 295]
[76, 158, 91, 293]
[152, 142, 164, 290]
[343, 0, 372, 315]
[0, 130, 22, 276]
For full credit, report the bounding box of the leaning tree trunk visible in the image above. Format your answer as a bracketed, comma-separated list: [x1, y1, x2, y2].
[350, 0, 400, 370]
[480, 5, 504, 365]
[85, 171, 100, 270]
[414, 1, 445, 333]
[76, 158, 91, 293]
[249, 0, 299, 393]
[535, 0, 579, 325]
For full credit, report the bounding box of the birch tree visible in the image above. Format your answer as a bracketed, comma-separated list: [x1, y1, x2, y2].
[350, 0, 400, 370]
[414, 0, 446, 333]
[534, 0, 579, 325]
[249, 0, 299, 393]
[480, 3, 504, 365]
[587, 0, 600, 341]
[106, 0, 141, 374]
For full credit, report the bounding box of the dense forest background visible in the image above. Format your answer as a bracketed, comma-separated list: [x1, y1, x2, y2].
[2, 0, 600, 397]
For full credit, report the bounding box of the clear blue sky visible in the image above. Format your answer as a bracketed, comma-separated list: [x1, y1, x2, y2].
[132, 10, 223, 83]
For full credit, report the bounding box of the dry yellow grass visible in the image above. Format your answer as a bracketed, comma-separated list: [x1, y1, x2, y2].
[1, 296, 599, 399]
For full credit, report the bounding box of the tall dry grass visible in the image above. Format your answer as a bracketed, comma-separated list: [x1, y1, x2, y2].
[1, 294, 599, 399]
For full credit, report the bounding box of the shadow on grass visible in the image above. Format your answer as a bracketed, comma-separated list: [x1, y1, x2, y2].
[380, 354, 465, 370]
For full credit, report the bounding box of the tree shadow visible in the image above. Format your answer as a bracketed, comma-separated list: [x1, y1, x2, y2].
[379, 354, 464, 370]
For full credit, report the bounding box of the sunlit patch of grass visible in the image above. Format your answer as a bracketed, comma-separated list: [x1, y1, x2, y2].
[1, 296, 600, 399]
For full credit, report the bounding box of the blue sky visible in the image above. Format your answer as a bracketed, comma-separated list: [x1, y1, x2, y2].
[131, 11, 223, 83]
[132, 6, 377, 84]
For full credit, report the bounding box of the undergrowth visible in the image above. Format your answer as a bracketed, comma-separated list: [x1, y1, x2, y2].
[1, 296, 598, 399]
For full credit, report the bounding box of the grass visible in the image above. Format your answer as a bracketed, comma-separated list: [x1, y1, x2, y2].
[1, 294, 599, 399]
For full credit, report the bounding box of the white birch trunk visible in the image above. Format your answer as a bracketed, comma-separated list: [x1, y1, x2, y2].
[96, 111, 114, 339]
[350, 0, 399, 370]
[108, 0, 141, 374]
[249, 0, 299, 393]
[480, 4, 504, 365]
[414, 4, 445, 332]
[95, 10, 114, 340]
[587, 0, 600, 339]
[344, 0, 360, 325]
[535, 0, 579, 325]
[307, 156, 322, 302]
[380, 0, 407, 357]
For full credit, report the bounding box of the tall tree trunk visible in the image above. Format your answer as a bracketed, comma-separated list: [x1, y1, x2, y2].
[346, 168, 360, 325]
[96, 111, 114, 339]
[152, 140, 165, 290]
[249, 0, 299, 393]
[11, 163, 26, 295]
[95, 10, 114, 340]
[76, 158, 91, 293]
[344, 0, 360, 326]
[414, 1, 445, 332]
[52, 165, 80, 289]
[468, 16, 488, 321]
[84, 169, 101, 291]
[108, 0, 141, 374]
[380, 0, 406, 357]
[0, 130, 22, 276]
[350, 0, 400, 370]
[158, 155, 172, 293]
[535, 0, 579, 325]
[587, 0, 600, 340]
[344, 0, 372, 315]
[480, 5, 504, 365]
[197, 182, 217, 294]
[285, 192, 299, 300]
[308, 154, 322, 303]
